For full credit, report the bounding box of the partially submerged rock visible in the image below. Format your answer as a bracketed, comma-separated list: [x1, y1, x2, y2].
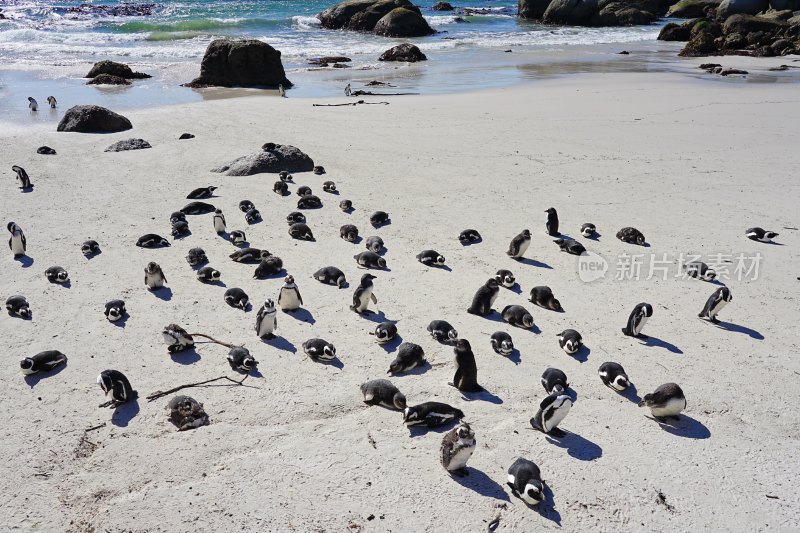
[86, 60, 151, 80]
[179, 133, 195, 140]
[379, 43, 428, 62]
[308, 56, 352, 65]
[185, 39, 292, 88]
[432, 1, 455, 10]
[57, 105, 132, 133]
[105, 138, 152, 152]
[167, 395, 209, 431]
[87, 74, 131, 86]
[318, 0, 435, 37]
[212, 143, 315, 176]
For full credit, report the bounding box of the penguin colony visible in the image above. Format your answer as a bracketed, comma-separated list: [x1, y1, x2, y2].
[4, 128, 782, 518]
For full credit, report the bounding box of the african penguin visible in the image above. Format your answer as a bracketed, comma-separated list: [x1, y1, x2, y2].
[459, 229, 481, 245]
[554, 238, 586, 256]
[171, 220, 190, 238]
[12, 165, 32, 189]
[540, 367, 568, 394]
[545, 207, 559, 236]
[339, 199, 353, 212]
[44, 266, 69, 284]
[227, 347, 258, 373]
[313, 266, 347, 288]
[170, 211, 186, 225]
[180, 201, 216, 215]
[186, 186, 217, 200]
[6, 295, 31, 319]
[186, 247, 208, 266]
[229, 248, 268, 263]
[698, 286, 732, 323]
[501, 305, 535, 329]
[495, 269, 515, 289]
[616, 227, 646, 246]
[531, 392, 572, 435]
[598, 362, 630, 391]
[440, 422, 476, 477]
[279, 170, 293, 182]
[507, 458, 544, 506]
[97, 369, 136, 406]
[278, 275, 303, 311]
[354, 251, 386, 269]
[289, 223, 314, 241]
[507, 229, 531, 260]
[224, 287, 249, 310]
[47, 96, 57, 109]
[388, 342, 426, 375]
[745, 227, 778, 243]
[622, 302, 653, 338]
[313, 166, 325, 175]
[245, 209, 261, 224]
[136, 234, 170, 248]
[365, 236, 384, 254]
[417, 250, 445, 267]
[370, 211, 390, 227]
[556, 329, 583, 355]
[253, 256, 284, 279]
[162, 324, 194, 353]
[196, 266, 221, 283]
[20, 350, 67, 375]
[229, 230, 246, 245]
[340, 224, 359, 242]
[7, 222, 27, 257]
[297, 195, 322, 209]
[104, 300, 127, 322]
[144, 262, 167, 290]
[255, 299, 277, 339]
[370, 321, 398, 344]
[286, 211, 306, 225]
[81, 240, 100, 257]
[530, 286, 563, 312]
[466, 278, 500, 316]
[351, 273, 377, 314]
[581, 223, 597, 238]
[404, 402, 464, 427]
[639, 383, 686, 420]
[297, 185, 313, 197]
[302, 338, 336, 361]
[450, 339, 482, 393]
[167, 395, 209, 431]
[322, 181, 336, 193]
[212, 209, 226, 235]
[28, 97, 38, 111]
[685, 261, 716, 281]
[239, 200, 255, 212]
[490, 331, 514, 356]
[360, 379, 406, 410]
[273, 181, 288, 195]
[427, 320, 458, 344]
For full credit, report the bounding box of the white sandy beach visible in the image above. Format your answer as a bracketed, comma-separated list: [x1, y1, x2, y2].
[1, 72, 799, 532]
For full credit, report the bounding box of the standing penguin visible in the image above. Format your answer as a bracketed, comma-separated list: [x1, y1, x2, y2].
[255, 299, 277, 339]
[545, 207, 559, 236]
[278, 275, 303, 312]
[7, 222, 27, 257]
[97, 369, 136, 407]
[212, 209, 226, 235]
[466, 278, 500, 316]
[598, 362, 630, 391]
[162, 324, 194, 353]
[698, 286, 732, 323]
[507, 229, 531, 260]
[440, 422, 476, 477]
[144, 262, 166, 290]
[12, 166, 32, 189]
[20, 350, 67, 375]
[531, 392, 572, 436]
[351, 273, 377, 314]
[450, 339, 482, 393]
[507, 458, 544, 507]
[47, 96, 57, 109]
[540, 367, 568, 394]
[28, 97, 38, 111]
[622, 302, 653, 338]
[639, 383, 686, 421]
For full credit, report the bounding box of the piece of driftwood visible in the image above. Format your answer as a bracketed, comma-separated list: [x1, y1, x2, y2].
[146, 374, 254, 402]
[313, 101, 390, 107]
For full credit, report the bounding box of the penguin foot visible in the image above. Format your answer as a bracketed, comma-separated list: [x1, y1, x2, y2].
[451, 467, 469, 478]
[98, 400, 115, 408]
[710, 317, 720, 324]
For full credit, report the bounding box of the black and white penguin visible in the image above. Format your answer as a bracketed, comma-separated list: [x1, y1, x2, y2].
[622, 302, 653, 338]
[297, 185, 312, 197]
[223, 287, 249, 310]
[745, 227, 779, 243]
[287, 223, 314, 241]
[297, 195, 322, 209]
[404, 402, 464, 427]
[196, 266, 221, 283]
[180, 201, 216, 215]
[440, 422, 476, 477]
[6, 295, 31, 319]
[554, 238, 586, 256]
[47, 96, 57, 109]
[171, 220, 190, 238]
[286, 211, 306, 225]
[302, 338, 336, 361]
[170, 211, 186, 225]
[44, 266, 69, 284]
[459, 229, 482, 245]
[340, 224, 359, 242]
[229, 248, 268, 263]
[255, 299, 277, 339]
[227, 347, 258, 373]
[313, 165, 325, 175]
[361, 379, 406, 409]
[370, 321, 398, 344]
[12, 165, 32, 189]
[279, 170, 293, 182]
[365, 236, 384, 254]
[278, 275, 303, 311]
[545, 207, 559, 236]
[186, 247, 208, 266]
[450, 339, 482, 392]
[417, 249, 445, 267]
[388, 342, 426, 374]
[531, 392, 572, 435]
[136, 234, 170, 248]
[239, 200, 255, 213]
[313, 266, 347, 288]
[322, 181, 337, 193]
[162, 324, 194, 353]
[339, 199, 353, 212]
[556, 329, 583, 355]
[212, 209, 226, 235]
[530, 286, 564, 312]
[245, 208, 261, 224]
[428, 320, 458, 344]
[7, 222, 26, 257]
[351, 273, 377, 314]
[253, 256, 284, 279]
[616, 227, 646, 246]
[501, 305, 535, 329]
[495, 269, 515, 289]
[20, 350, 67, 375]
[507, 229, 532, 260]
[97, 369, 136, 406]
[467, 278, 500, 316]
[167, 395, 208, 431]
[581, 223, 597, 238]
[354, 251, 387, 269]
[186, 186, 217, 199]
[81, 240, 100, 257]
[598, 362, 630, 391]
[541, 367, 569, 394]
[28, 97, 38, 111]
[370, 211, 390, 227]
[685, 261, 716, 281]
[104, 300, 127, 322]
[698, 286, 732, 323]
[507, 458, 544, 506]
[273, 180, 289, 195]
[229, 230, 247, 245]
[144, 261, 167, 289]
[490, 331, 514, 356]
[639, 383, 686, 420]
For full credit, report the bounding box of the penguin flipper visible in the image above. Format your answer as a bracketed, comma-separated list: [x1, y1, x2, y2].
[371, 293, 377, 304]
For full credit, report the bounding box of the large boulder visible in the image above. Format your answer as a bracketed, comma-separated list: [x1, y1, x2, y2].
[212, 144, 314, 176]
[593, 1, 657, 24]
[57, 105, 132, 134]
[373, 7, 436, 36]
[722, 13, 787, 33]
[185, 39, 292, 88]
[678, 27, 719, 54]
[85, 60, 150, 79]
[658, 19, 697, 39]
[518, 0, 553, 18]
[542, 0, 599, 24]
[378, 43, 428, 61]
[319, 0, 384, 28]
[715, 0, 769, 19]
[665, 0, 719, 17]
[432, 2, 455, 10]
[105, 138, 151, 152]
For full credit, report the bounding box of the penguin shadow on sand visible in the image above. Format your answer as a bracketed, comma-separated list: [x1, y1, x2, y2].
[583, 231, 602, 242]
[24, 364, 68, 388]
[542, 429, 603, 461]
[569, 344, 590, 363]
[170, 347, 201, 365]
[506, 283, 522, 295]
[407, 418, 460, 438]
[515, 257, 552, 269]
[348, 235, 364, 245]
[640, 335, 682, 354]
[711, 320, 764, 340]
[236, 368, 264, 379]
[261, 335, 297, 354]
[52, 279, 72, 289]
[378, 334, 403, 353]
[15, 255, 34, 268]
[110, 399, 140, 428]
[648, 414, 711, 440]
[201, 279, 226, 288]
[504, 348, 522, 366]
[533, 483, 563, 526]
[450, 467, 511, 502]
[316, 357, 344, 370]
[616, 382, 641, 404]
[151, 287, 173, 301]
[285, 308, 315, 325]
[358, 309, 389, 323]
[460, 387, 503, 405]
[110, 314, 129, 329]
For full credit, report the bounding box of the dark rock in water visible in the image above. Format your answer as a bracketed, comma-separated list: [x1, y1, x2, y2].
[104, 138, 152, 152]
[542, 0, 600, 25]
[658, 20, 694, 41]
[535, 0, 659, 26]
[212, 144, 314, 176]
[453, 16, 469, 22]
[519, 0, 556, 19]
[332, 62, 350, 68]
[379, 43, 428, 62]
[66, 3, 155, 17]
[86, 60, 151, 80]
[167, 395, 209, 431]
[86, 74, 131, 85]
[318, 0, 434, 37]
[618, 50, 630, 54]
[57, 105, 132, 133]
[179, 133, 195, 140]
[665, 0, 719, 18]
[699, 62, 722, 68]
[366, 80, 391, 85]
[184, 39, 292, 88]
[719, 68, 748, 75]
[37, 146, 57, 155]
[374, 7, 437, 36]
[308, 56, 352, 65]
[432, 1, 455, 10]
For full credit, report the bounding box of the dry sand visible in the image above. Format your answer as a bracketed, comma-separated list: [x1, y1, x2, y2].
[1, 73, 799, 532]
